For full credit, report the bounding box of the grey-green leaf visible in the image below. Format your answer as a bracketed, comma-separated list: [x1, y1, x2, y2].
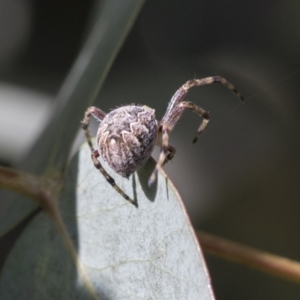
[0, 142, 215, 299]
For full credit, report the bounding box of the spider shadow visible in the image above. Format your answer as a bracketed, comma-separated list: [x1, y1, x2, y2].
[134, 157, 158, 203]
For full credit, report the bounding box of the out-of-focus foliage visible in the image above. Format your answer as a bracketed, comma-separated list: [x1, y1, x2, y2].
[0, 1, 300, 299]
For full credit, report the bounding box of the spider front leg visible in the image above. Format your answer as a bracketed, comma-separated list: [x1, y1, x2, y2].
[92, 150, 137, 207]
[148, 124, 171, 187]
[163, 144, 176, 166]
[155, 126, 176, 166]
[183, 76, 244, 102]
[148, 76, 244, 187]
[148, 101, 209, 187]
[181, 101, 210, 144]
[81, 106, 106, 152]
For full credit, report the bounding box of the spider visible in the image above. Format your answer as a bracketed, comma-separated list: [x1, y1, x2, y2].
[82, 76, 244, 207]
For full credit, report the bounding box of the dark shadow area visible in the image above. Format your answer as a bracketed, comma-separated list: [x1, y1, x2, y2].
[136, 157, 158, 202]
[164, 176, 169, 200]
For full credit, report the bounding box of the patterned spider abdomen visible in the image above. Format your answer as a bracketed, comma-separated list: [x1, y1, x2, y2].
[97, 105, 158, 177]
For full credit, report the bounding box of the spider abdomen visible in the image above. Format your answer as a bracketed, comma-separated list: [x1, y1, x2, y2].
[97, 105, 157, 177]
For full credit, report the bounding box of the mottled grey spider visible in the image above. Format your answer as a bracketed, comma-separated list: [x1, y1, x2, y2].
[82, 76, 244, 207]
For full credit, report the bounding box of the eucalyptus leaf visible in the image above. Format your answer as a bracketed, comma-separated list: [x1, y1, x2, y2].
[0, 142, 215, 300]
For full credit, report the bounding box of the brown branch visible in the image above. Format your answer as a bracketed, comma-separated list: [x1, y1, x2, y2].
[196, 230, 300, 284]
[0, 165, 99, 299]
[0, 165, 64, 217]
[0, 165, 49, 203]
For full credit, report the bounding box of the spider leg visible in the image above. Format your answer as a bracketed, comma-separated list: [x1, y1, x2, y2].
[149, 101, 207, 186]
[182, 76, 244, 102]
[149, 76, 244, 187]
[148, 124, 170, 187]
[180, 76, 243, 142]
[92, 150, 137, 207]
[155, 125, 176, 166]
[163, 144, 176, 166]
[81, 106, 106, 152]
[178, 101, 210, 144]
[162, 76, 243, 129]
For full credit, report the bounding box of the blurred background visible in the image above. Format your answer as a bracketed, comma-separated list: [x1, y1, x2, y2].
[1, 0, 300, 298]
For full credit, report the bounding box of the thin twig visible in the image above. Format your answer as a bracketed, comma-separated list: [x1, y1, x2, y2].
[196, 230, 300, 284]
[0, 165, 52, 204]
[0, 165, 100, 299]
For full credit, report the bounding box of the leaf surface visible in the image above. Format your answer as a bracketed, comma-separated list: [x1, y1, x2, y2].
[0, 142, 215, 300]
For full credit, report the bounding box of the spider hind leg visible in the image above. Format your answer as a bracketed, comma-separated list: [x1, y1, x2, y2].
[92, 150, 138, 207]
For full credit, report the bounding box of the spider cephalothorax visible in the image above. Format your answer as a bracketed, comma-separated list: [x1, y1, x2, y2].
[82, 76, 244, 207]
